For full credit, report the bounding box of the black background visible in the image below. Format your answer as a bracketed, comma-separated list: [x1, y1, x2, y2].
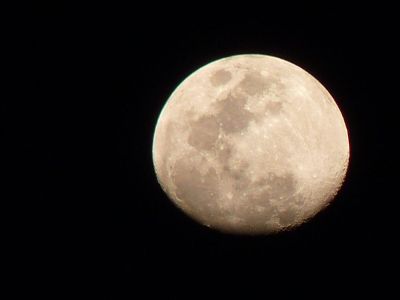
[23, 2, 398, 298]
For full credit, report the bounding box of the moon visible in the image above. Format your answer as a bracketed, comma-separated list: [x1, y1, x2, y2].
[152, 54, 349, 235]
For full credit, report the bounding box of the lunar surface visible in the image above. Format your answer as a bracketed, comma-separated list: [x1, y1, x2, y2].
[152, 54, 349, 234]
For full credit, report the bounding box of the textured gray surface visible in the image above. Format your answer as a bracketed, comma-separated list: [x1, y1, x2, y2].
[153, 54, 349, 234]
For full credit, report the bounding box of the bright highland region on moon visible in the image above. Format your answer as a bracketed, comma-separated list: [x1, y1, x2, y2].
[152, 54, 349, 234]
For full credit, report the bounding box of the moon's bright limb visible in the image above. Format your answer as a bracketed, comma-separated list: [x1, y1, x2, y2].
[152, 54, 349, 235]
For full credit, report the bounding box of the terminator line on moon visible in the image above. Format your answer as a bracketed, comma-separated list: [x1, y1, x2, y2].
[152, 54, 349, 234]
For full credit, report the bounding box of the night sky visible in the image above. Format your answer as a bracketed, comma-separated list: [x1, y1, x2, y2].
[23, 2, 398, 297]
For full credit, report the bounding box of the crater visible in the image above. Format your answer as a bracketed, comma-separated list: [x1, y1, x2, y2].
[278, 208, 297, 226]
[187, 115, 219, 151]
[246, 173, 297, 208]
[216, 94, 254, 134]
[210, 69, 232, 86]
[266, 172, 297, 199]
[234, 194, 276, 232]
[248, 186, 272, 207]
[216, 140, 233, 165]
[238, 172, 299, 229]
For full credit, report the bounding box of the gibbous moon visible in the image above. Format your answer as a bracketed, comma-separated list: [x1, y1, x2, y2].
[152, 54, 349, 235]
